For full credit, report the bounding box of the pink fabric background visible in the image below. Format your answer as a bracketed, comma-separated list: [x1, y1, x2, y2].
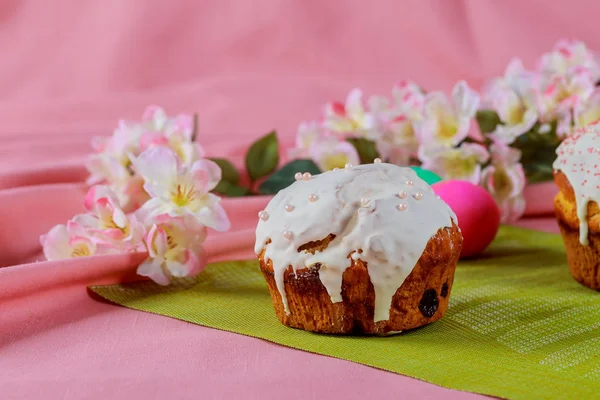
[0, 1, 588, 398]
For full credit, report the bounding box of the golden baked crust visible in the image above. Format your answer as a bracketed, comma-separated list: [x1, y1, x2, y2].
[554, 170, 600, 231]
[554, 170, 600, 290]
[258, 222, 462, 335]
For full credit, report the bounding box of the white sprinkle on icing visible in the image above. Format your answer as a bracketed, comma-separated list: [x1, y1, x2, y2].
[258, 210, 269, 221]
[294, 172, 303, 181]
[308, 194, 318, 202]
[285, 204, 295, 212]
[398, 190, 407, 199]
[397, 203, 408, 211]
[413, 192, 423, 200]
[254, 163, 457, 322]
[553, 122, 600, 245]
[406, 180, 414, 186]
[345, 163, 353, 169]
[374, 158, 382, 164]
[302, 172, 312, 180]
[283, 230, 293, 240]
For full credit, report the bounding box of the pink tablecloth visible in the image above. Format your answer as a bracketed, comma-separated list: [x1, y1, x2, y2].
[0, 1, 588, 398]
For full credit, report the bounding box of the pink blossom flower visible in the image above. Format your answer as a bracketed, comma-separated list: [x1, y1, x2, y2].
[391, 80, 425, 118]
[482, 59, 539, 144]
[375, 114, 419, 165]
[112, 175, 151, 213]
[323, 89, 376, 139]
[40, 222, 97, 261]
[86, 117, 147, 186]
[481, 141, 526, 223]
[87, 106, 205, 189]
[414, 81, 480, 147]
[367, 81, 424, 165]
[539, 67, 595, 122]
[419, 142, 490, 184]
[73, 185, 145, 251]
[488, 86, 538, 144]
[138, 216, 208, 285]
[131, 147, 230, 232]
[287, 121, 324, 160]
[538, 40, 600, 82]
[86, 152, 132, 186]
[309, 137, 360, 171]
[534, 41, 599, 125]
[139, 106, 205, 165]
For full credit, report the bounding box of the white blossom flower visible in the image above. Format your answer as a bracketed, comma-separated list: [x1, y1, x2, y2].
[130, 147, 230, 232]
[481, 141, 526, 223]
[138, 216, 207, 285]
[418, 142, 490, 184]
[482, 59, 539, 144]
[40, 222, 97, 261]
[574, 87, 600, 128]
[414, 81, 480, 147]
[309, 137, 360, 171]
[323, 89, 377, 139]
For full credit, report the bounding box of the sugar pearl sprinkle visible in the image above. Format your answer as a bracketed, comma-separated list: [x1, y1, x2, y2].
[345, 163, 353, 169]
[258, 210, 269, 221]
[397, 203, 408, 211]
[413, 192, 423, 200]
[397, 190, 407, 199]
[283, 230, 293, 240]
[374, 158, 382, 164]
[406, 180, 414, 186]
[360, 198, 370, 207]
[294, 172, 303, 181]
[308, 194, 318, 202]
[285, 204, 295, 212]
[302, 172, 312, 180]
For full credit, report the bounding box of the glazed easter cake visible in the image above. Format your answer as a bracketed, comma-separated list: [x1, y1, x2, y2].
[554, 121, 600, 290]
[254, 162, 463, 335]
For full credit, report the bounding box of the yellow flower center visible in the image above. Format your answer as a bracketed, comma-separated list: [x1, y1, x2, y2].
[166, 233, 177, 250]
[437, 116, 458, 141]
[322, 153, 350, 171]
[171, 183, 196, 207]
[506, 104, 525, 125]
[442, 153, 477, 179]
[71, 243, 91, 258]
[99, 216, 130, 235]
[492, 166, 513, 199]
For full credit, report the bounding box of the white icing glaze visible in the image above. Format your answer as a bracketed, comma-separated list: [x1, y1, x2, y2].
[254, 163, 457, 322]
[553, 121, 600, 245]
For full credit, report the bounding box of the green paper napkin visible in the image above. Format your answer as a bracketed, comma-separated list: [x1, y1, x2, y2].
[91, 226, 600, 400]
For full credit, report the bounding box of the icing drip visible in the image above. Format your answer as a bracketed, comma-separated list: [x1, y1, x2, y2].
[254, 163, 457, 322]
[553, 122, 600, 245]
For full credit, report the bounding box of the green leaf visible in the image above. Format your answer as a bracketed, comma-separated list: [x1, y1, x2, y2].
[511, 126, 561, 184]
[523, 165, 554, 184]
[409, 166, 443, 185]
[476, 109, 502, 134]
[209, 158, 240, 185]
[346, 138, 380, 164]
[191, 113, 199, 142]
[245, 131, 279, 181]
[258, 159, 321, 195]
[213, 180, 251, 197]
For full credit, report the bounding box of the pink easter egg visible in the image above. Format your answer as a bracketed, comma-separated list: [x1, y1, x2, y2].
[432, 180, 500, 258]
